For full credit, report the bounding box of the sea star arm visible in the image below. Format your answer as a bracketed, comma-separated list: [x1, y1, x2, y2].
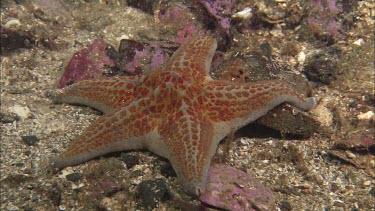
[51, 99, 156, 168]
[157, 105, 216, 196]
[47, 75, 143, 114]
[205, 80, 316, 129]
[165, 34, 217, 81]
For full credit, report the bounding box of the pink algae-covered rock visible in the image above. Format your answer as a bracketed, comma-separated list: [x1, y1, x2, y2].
[58, 39, 115, 88]
[200, 164, 276, 211]
[115, 39, 170, 75]
[200, 0, 232, 36]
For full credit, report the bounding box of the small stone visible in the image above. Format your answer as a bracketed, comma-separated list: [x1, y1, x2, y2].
[330, 183, 341, 193]
[363, 180, 371, 187]
[4, 19, 21, 29]
[47, 182, 62, 206]
[357, 111, 374, 120]
[0, 112, 19, 123]
[138, 178, 168, 209]
[345, 150, 356, 158]
[297, 51, 306, 64]
[7, 87, 24, 94]
[232, 7, 253, 20]
[369, 186, 375, 197]
[353, 38, 364, 46]
[333, 200, 345, 207]
[12, 105, 31, 120]
[6, 203, 19, 211]
[304, 51, 339, 84]
[66, 172, 82, 182]
[21, 135, 39, 146]
[160, 162, 177, 178]
[120, 153, 140, 169]
[279, 200, 292, 211]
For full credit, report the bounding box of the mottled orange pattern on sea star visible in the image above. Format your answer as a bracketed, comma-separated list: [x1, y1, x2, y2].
[50, 35, 315, 196]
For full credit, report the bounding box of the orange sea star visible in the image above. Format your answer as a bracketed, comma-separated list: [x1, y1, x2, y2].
[49, 35, 316, 196]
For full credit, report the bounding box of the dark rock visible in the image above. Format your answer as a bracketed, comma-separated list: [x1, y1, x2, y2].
[120, 153, 140, 169]
[330, 183, 341, 192]
[97, 178, 122, 196]
[21, 135, 39, 146]
[126, 0, 157, 14]
[280, 200, 292, 211]
[0, 112, 19, 123]
[138, 178, 168, 209]
[130, 170, 144, 178]
[7, 86, 28, 94]
[160, 162, 177, 178]
[47, 182, 62, 206]
[369, 186, 375, 197]
[0, 174, 34, 188]
[0, 28, 34, 54]
[303, 51, 340, 84]
[256, 104, 320, 139]
[66, 172, 82, 182]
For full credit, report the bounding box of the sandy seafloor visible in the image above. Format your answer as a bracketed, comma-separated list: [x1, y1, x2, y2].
[1, 0, 374, 210]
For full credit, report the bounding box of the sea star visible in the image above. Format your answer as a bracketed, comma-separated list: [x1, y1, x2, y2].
[49, 34, 316, 196]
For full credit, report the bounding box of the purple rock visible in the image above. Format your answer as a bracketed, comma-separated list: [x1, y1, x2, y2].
[157, 5, 198, 43]
[58, 39, 115, 88]
[200, 0, 232, 35]
[115, 39, 170, 74]
[200, 164, 276, 211]
[306, 0, 343, 40]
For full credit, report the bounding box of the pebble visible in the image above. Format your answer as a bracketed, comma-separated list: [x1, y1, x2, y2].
[160, 162, 176, 178]
[120, 153, 140, 169]
[12, 105, 31, 120]
[363, 180, 372, 187]
[353, 38, 364, 45]
[297, 51, 306, 64]
[304, 52, 339, 84]
[138, 178, 168, 209]
[6, 203, 19, 211]
[66, 172, 82, 182]
[5, 19, 21, 29]
[369, 186, 375, 197]
[357, 111, 374, 120]
[21, 135, 39, 146]
[279, 200, 292, 211]
[232, 7, 253, 20]
[333, 200, 345, 207]
[0, 112, 19, 123]
[345, 150, 356, 158]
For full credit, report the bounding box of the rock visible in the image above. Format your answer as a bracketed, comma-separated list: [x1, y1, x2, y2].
[280, 200, 292, 211]
[58, 39, 115, 88]
[200, 164, 276, 211]
[126, 0, 157, 14]
[138, 178, 168, 209]
[21, 135, 39, 146]
[369, 186, 375, 197]
[66, 172, 82, 182]
[0, 112, 19, 123]
[200, 0, 232, 36]
[160, 162, 177, 178]
[47, 182, 62, 206]
[120, 153, 141, 169]
[303, 50, 340, 84]
[12, 105, 31, 120]
[256, 104, 320, 138]
[6, 203, 19, 211]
